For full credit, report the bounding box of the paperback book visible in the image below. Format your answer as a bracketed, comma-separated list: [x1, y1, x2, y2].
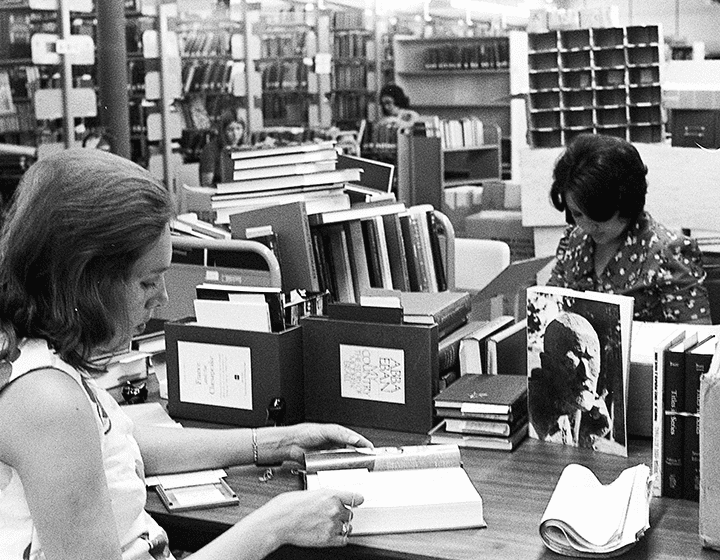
[526, 286, 634, 457]
[539, 463, 652, 558]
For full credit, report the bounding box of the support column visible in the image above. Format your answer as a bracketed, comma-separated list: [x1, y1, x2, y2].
[96, 0, 131, 159]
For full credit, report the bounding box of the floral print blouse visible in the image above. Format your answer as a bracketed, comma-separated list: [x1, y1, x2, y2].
[547, 212, 711, 323]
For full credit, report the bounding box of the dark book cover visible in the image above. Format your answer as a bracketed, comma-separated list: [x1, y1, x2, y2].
[361, 217, 383, 289]
[486, 319, 527, 376]
[302, 315, 438, 433]
[399, 213, 422, 291]
[683, 413, 700, 502]
[663, 412, 684, 499]
[664, 339, 689, 413]
[426, 211, 447, 292]
[400, 291, 471, 340]
[382, 212, 411, 292]
[230, 201, 320, 293]
[684, 335, 716, 414]
[434, 374, 528, 418]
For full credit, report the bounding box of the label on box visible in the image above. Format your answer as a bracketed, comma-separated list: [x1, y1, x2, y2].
[339, 344, 405, 404]
[177, 341, 252, 410]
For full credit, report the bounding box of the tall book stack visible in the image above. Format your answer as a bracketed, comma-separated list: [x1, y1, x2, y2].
[212, 141, 358, 225]
[653, 328, 718, 501]
[429, 374, 529, 451]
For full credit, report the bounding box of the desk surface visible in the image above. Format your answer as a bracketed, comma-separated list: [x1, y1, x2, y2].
[143, 424, 718, 560]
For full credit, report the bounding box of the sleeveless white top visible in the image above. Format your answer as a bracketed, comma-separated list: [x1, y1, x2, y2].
[0, 339, 174, 560]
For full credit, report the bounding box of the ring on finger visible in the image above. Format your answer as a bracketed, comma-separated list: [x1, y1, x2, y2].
[341, 521, 351, 538]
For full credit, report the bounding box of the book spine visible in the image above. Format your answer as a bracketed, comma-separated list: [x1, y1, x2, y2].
[433, 294, 471, 340]
[426, 210, 448, 292]
[651, 343, 665, 497]
[683, 413, 700, 502]
[685, 347, 714, 414]
[438, 335, 461, 373]
[662, 412, 684, 499]
[382, 213, 411, 292]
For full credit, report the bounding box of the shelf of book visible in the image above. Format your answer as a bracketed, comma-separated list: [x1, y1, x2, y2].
[394, 34, 513, 176]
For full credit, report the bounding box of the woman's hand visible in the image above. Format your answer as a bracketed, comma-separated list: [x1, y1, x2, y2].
[260, 488, 364, 548]
[254, 423, 372, 465]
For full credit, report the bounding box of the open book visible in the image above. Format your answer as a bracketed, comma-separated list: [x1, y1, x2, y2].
[540, 463, 652, 558]
[303, 444, 486, 535]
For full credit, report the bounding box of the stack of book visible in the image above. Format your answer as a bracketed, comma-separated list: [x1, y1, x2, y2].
[428, 374, 529, 451]
[212, 141, 359, 225]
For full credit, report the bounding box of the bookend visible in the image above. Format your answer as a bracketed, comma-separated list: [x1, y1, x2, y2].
[301, 315, 438, 433]
[165, 320, 304, 426]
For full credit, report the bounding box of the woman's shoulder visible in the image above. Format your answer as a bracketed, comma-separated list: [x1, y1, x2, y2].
[638, 212, 701, 256]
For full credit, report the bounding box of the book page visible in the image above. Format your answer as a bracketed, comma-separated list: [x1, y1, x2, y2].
[304, 444, 461, 474]
[310, 466, 481, 507]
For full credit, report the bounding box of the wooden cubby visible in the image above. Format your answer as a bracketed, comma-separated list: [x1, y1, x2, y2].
[527, 24, 665, 148]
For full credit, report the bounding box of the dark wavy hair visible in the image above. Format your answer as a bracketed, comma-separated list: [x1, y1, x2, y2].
[0, 149, 174, 372]
[380, 84, 410, 112]
[550, 134, 648, 224]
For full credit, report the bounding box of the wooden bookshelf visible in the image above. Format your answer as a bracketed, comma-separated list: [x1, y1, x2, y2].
[394, 34, 513, 178]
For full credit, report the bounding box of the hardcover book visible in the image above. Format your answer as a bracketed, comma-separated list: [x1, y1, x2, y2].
[458, 315, 515, 375]
[229, 201, 320, 293]
[651, 328, 687, 498]
[433, 373, 528, 420]
[217, 167, 362, 195]
[485, 318, 527, 376]
[443, 413, 528, 437]
[526, 286, 634, 457]
[438, 320, 490, 374]
[303, 444, 485, 535]
[428, 421, 528, 451]
[399, 290, 471, 340]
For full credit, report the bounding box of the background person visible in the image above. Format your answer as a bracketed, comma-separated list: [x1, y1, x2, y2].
[546, 133, 711, 324]
[199, 110, 247, 186]
[0, 149, 370, 560]
[377, 84, 419, 131]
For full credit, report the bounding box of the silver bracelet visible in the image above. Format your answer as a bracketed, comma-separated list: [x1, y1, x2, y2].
[251, 428, 259, 465]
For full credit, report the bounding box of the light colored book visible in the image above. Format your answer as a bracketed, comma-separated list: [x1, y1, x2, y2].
[230, 159, 336, 182]
[303, 444, 485, 535]
[539, 463, 651, 557]
[216, 167, 362, 195]
[193, 298, 271, 332]
[230, 148, 337, 170]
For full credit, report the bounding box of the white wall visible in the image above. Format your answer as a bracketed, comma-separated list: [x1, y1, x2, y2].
[557, 0, 720, 56]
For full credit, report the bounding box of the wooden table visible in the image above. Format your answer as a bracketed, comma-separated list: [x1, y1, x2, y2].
[144, 425, 719, 560]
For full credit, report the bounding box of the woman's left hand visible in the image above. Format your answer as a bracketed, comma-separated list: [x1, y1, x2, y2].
[281, 423, 373, 463]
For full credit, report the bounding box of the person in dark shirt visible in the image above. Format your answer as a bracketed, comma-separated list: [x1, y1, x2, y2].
[199, 111, 246, 186]
[546, 133, 711, 324]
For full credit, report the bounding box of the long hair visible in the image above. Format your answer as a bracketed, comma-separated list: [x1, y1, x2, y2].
[0, 149, 174, 372]
[550, 134, 648, 224]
